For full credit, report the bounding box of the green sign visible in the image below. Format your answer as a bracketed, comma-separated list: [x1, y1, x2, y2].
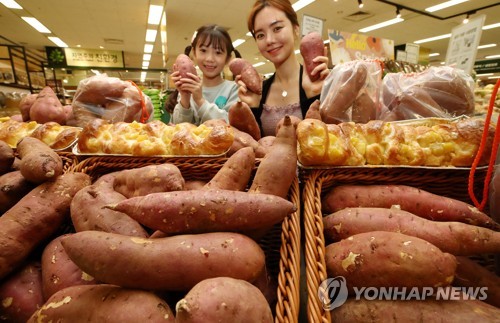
[474, 59, 500, 74]
[45, 47, 125, 68]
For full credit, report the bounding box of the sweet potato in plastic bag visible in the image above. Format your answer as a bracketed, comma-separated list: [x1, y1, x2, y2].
[379, 66, 475, 121]
[319, 59, 382, 124]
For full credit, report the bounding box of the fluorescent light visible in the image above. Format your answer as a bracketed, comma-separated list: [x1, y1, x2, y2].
[148, 5, 163, 25]
[140, 71, 147, 82]
[488, 75, 500, 79]
[252, 62, 265, 67]
[143, 54, 151, 61]
[0, 0, 22, 9]
[21, 17, 51, 33]
[478, 44, 496, 49]
[414, 33, 451, 44]
[246, 32, 253, 37]
[145, 29, 157, 42]
[292, 0, 315, 11]
[429, 53, 440, 57]
[232, 39, 245, 48]
[476, 73, 493, 77]
[485, 54, 500, 59]
[425, 0, 468, 13]
[483, 22, 500, 30]
[48, 37, 68, 47]
[144, 44, 154, 53]
[76, 44, 81, 47]
[142, 61, 150, 68]
[359, 18, 404, 33]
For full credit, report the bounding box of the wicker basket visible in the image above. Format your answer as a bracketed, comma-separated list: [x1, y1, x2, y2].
[57, 151, 80, 174]
[302, 166, 490, 323]
[70, 156, 301, 323]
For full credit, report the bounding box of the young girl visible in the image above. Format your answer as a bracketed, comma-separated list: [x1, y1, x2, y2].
[171, 24, 241, 125]
[240, 0, 330, 136]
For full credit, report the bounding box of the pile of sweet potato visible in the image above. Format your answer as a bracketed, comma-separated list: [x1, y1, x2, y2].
[321, 183, 500, 318]
[0, 116, 298, 322]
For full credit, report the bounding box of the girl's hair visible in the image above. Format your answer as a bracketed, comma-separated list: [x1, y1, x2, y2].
[247, 0, 299, 38]
[185, 24, 241, 62]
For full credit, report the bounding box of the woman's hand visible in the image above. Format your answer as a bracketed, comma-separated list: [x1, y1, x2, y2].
[236, 75, 261, 107]
[303, 55, 330, 98]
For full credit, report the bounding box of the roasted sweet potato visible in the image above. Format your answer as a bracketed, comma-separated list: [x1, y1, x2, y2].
[323, 184, 500, 230]
[174, 54, 197, 78]
[176, 277, 273, 323]
[61, 231, 265, 291]
[41, 234, 97, 300]
[0, 140, 14, 174]
[0, 170, 34, 214]
[326, 231, 456, 293]
[0, 172, 91, 280]
[17, 137, 63, 184]
[28, 284, 175, 323]
[300, 31, 324, 82]
[323, 207, 500, 256]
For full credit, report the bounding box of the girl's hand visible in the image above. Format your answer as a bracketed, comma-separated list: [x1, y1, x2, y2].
[236, 75, 261, 107]
[179, 72, 204, 107]
[303, 55, 330, 98]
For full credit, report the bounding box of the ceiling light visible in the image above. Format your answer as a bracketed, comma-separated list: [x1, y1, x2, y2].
[476, 73, 493, 77]
[140, 72, 147, 82]
[425, 0, 468, 13]
[143, 54, 151, 61]
[142, 61, 150, 68]
[414, 33, 451, 44]
[463, 13, 469, 24]
[144, 44, 154, 53]
[483, 22, 500, 30]
[246, 32, 252, 37]
[440, 62, 446, 65]
[429, 53, 440, 57]
[148, 5, 163, 25]
[478, 44, 497, 49]
[21, 17, 51, 33]
[90, 69, 101, 75]
[359, 17, 404, 33]
[0, 0, 22, 9]
[485, 54, 500, 59]
[357, 0, 364, 9]
[76, 44, 81, 48]
[292, 0, 315, 12]
[488, 76, 500, 79]
[99, 46, 104, 49]
[396, 7, 401, 18]
[232, 39, 245, 48]
[48, 37, 68, 47]
[145, 29, 157, 42]
[253, 62, 265, 67]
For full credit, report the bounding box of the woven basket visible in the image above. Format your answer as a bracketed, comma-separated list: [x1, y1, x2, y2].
[70, 156, 301, 323]
[56, 151, 80, 174]
[302, 166, 490, 323]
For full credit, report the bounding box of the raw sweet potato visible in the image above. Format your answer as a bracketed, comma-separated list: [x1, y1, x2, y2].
[19, 93, 38, 121]
[305, 99, 321, 120]
[229, 58, 262, 94]
[322, 184, 500, 230]
[72, 73, 128, 106]
[228, 101, 261, 140]
[174, 54, 197, 78]
[228, 126, 268, 158]
[0, 172, 91, 280]
[0, 170, 34, 214]
[70, 173, 148, 237]
[351, 91, 376, 123]
[113, 163, 185, 198]
[0, 140, 14, 174]
[107, 189, 295, 234]
[41, 234, 97, 300]
[61, 231, 265, 291]
[228, 58, 251, 76]
[300, 31, 324, 82]
[258, 136, 275, 150]
[323, 207, 500, 256]
[28, 284, 175, 323]
[29, 87, 67, 125]
[176, 277, 273, 323]
[0, 261, 44, 323]
[453, 256, 500, 308]
[184, 180, 208, 190]
[203, 146, 255, 191]
[331, 298, 500, 322]
[17, 137, 63, 184]
[325, 231, 456, 293]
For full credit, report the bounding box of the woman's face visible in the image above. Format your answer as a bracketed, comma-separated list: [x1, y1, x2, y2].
[193, 42, 228, 79]
[253, 6, 298, 66]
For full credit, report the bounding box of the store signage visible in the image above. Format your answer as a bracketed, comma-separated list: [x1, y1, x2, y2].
[302, 14, 323, 37]
[474, 59, 500, 74]
[328, 30, 394, 65]
[445, 15, 485, 74]
[46, 47, 125, 68]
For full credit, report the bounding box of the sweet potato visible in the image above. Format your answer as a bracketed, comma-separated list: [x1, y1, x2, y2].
[258, 136, 275, 150]
[322, 184, 500, 230]
[0, 170, 34, 214]
[249, 115, 297, 198]
[72, 74, 128, 106]
[176, 277, 273, 323]
[0, 140, 14, 174]
[17, 137, 63, 183]
[323, 207, 500, 256]
[184, 180, 207, 190]
[28, 284, 175, 323]
[326, 231, 456, 293]
[305, 99, 321, 120]
[331, 298, 500, 322]
[0, 172, 91, 280]
[174, 53, 197, 78]
[0, 261, 44, 323]
[228, 101, 261, 141]
[229, 58, 251, 76]
[229, 58, 262, 94]
[41, 234, 97, 300]
[300, 31, 324, 82]
[19, 93, 38, 121]
[112, 163, 185, 198]
[70, 173, 148, 237]
[29, 87, 67, 125]
[203, 146, 255, 191]
[61, 231, 265, 291]
[228, 126, 268, 158]
[351, 91, 376, 123]
[453, 256, 500, 308]
[107, 189, 295, 234]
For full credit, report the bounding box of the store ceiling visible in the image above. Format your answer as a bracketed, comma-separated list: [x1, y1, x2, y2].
[0, 0, 499, 84]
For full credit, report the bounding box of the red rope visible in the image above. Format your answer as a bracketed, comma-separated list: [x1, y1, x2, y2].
[128, 80, 150, 123]
[468, 79, 500, 210]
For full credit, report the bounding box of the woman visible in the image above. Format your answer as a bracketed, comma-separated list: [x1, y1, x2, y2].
[171, 24, 241, 125]
[240, 0, 330, 136]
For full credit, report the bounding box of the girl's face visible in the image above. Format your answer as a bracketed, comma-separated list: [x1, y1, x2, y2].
[193, 41, 228, 80]
[253, 6, 298, 66]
